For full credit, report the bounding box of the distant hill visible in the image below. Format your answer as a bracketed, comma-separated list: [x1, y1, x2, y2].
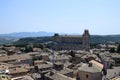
[0, 36, 19, 45]
[0, 31, 54, 45]
[1, 31, 54, 38]
[91, 35, 120, 43]
[13, 37, 52, 45]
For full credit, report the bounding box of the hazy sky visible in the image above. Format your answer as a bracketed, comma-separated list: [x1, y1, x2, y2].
[0, 0, 120, 35]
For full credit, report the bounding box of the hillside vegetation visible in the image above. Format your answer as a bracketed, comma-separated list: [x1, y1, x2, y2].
[14, 35, 120, 45]
[13, 37, 52, 45]
[1, 35, 120, 45]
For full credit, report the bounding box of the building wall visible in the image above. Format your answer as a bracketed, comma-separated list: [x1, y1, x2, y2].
[91, 73, 102, 80]
[11, 59, 32, 66]
[53, 30, 90, 51]
[78, 71, 91, 80]
[10, 72, 28, 78]
[77, 71, 102, 80]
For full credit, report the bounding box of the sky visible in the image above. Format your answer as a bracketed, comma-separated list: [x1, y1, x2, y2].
[0, 0, 120, 35]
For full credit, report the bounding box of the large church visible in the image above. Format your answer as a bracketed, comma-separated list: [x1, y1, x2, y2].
[53, 30, 90, 51]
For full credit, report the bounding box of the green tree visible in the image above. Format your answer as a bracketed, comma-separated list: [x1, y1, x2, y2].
[109, 47, 115, 53]
[117, 44, 120, 53]
[46, 44, 51, 49]
[38, 44, 44, 49]
[25, 45, 33, 52]
[33, 43, 44, 49]
[70, 51, 75, 57]
[43, 48, 49, 52]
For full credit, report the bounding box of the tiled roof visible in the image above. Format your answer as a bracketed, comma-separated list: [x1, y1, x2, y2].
[46, 72, 75, 80]
[90, 60, 103, 71]
[78, 62, 103, 73]
[0, 54, 31, 62]
[59, 68, 73, 75]
[9, 67, 28, 74]
[38, 64, 52, 69]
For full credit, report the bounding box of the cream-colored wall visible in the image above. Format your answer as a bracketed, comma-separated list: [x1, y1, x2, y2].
[91, 72, 102, 80]
[77, 71, 102, 80]
[78, 71, 91, 80]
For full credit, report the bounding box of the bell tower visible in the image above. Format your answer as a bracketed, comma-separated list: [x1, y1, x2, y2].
[82, 29, 90, 51]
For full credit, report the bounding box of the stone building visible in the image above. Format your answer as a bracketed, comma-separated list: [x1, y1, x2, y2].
[53, 30, 90, 51]
[76, 60, 103, 80]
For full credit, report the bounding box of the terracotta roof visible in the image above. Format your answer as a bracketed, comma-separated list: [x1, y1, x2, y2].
[0, 62, 13, 69]
[111, 76, 120, 80]
[78, 62, 103, 73]
[46, 72, 75, 80]
[59, 68, 73, 75]
[38, 64, 52, 69]
[112, 54, 120, 58]
[90, 60, 103, 71]
[0, 54, 31, 62]
[9, 68, 28, 74]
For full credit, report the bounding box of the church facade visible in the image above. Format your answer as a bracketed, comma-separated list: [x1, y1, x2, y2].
[52, 30, 90, 51]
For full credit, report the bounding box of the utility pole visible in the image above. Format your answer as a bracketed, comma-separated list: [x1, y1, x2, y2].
[52, 41, 54, 66]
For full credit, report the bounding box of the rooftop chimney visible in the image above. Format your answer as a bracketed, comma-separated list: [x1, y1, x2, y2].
[88, 63, 92, 67]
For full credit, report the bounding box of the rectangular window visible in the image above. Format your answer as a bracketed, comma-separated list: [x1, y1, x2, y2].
[86, 74, 88, 78]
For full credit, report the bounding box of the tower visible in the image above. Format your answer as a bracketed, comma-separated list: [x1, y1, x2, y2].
[82, 30, 90, 51]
